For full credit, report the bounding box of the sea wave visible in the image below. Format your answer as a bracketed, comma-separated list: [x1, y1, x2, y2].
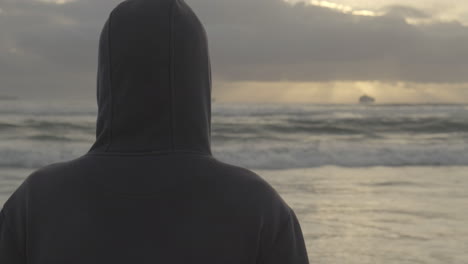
[213, 140, 468, 169]
[1, 103, 467, 169]
[2, 116, 467, 142]
[0, 120, 95, 137]
[212, 117, 468, 137]
[0, 144, 90, 169]
[2, 139, 466, 169]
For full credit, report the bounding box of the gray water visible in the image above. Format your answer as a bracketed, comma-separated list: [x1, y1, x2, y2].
[1, 100, 468, 169]
[258, 166, 468, 264]
[1, 99, 467, 263]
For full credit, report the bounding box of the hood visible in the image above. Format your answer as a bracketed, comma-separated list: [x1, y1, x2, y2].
[89, 0, 212, 155]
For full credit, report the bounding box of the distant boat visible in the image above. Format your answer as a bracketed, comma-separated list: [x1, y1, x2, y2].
[0, 95, 19, 101]
[359, 95, 375, 104]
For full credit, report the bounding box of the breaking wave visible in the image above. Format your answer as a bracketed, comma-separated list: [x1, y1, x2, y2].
[1, 101, 467, 169]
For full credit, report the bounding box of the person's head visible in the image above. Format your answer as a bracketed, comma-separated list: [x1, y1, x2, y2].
[90, 0, 212, 155]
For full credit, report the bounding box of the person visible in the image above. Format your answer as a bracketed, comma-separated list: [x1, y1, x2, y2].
[0, 0, 310, 263]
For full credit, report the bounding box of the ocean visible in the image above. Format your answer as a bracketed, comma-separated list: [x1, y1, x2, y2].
[1, 99, 467, 263]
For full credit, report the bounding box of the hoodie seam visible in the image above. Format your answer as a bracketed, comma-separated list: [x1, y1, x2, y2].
[169, 0, 177, 151]
[105, 10, 115, 152]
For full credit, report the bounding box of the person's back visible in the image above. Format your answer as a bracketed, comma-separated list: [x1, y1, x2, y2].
[0, 0, 309, 263]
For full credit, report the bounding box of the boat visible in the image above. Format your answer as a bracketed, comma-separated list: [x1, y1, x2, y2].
[359, 95, 375, 104]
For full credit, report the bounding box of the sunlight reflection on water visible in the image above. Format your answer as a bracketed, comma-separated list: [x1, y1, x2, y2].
[256, 166, 468, 264]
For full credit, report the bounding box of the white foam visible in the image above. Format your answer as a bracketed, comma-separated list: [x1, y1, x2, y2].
[213, 138, 468, 169]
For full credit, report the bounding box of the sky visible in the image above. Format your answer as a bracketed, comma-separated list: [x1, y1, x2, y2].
[0, 0, 468, 103]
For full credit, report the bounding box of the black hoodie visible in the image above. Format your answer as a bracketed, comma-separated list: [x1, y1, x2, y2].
[0, 0, 309, 263]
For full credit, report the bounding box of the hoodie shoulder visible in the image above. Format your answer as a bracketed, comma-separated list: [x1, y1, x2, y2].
[1, 162, 60, 210]
[0, 159, 81, 263]
[20, 161, 76, 190]
[209, 157, 293, 219]
[3, 159, 83, 210]
[210, 158, 284, 196]
[209, 158, 309, 263]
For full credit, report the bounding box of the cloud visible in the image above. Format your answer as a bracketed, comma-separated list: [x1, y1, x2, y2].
[309, 1, 380, 17]
[0, 0, 121, 97]
[0, 0, 467, 99]
[383, 5, 430, 19]
[190, 0, 468, 83]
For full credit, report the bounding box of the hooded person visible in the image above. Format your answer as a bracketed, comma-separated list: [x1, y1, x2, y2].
[0, 0, 310, 263]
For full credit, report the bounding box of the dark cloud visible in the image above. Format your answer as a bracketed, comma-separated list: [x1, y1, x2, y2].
[190, 0, 468, 83]
[0, 0, 467, 98]
[383, 5, 430, 19]
[0, 0, 121, 97]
